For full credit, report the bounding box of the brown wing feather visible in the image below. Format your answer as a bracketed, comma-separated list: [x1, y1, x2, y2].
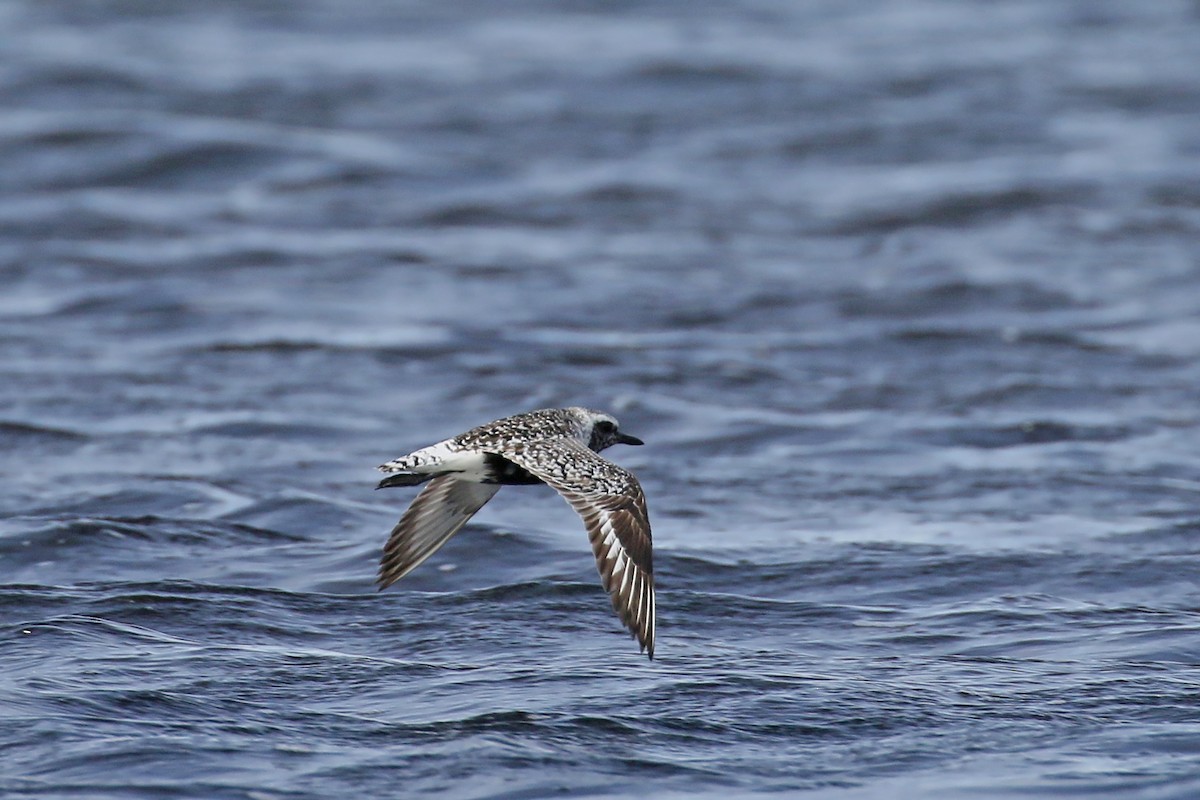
[501, 439, 655, 658]
[377, 476, 500, 589]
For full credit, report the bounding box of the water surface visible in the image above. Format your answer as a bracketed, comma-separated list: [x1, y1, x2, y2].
[3, 1, 1200, 798]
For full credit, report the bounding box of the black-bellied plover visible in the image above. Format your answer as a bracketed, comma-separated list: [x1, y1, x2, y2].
[375, 407, 655, 658]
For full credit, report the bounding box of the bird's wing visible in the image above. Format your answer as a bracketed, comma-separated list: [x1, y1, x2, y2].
[377, 476, 501, 589]
[500, 438, 654, 658]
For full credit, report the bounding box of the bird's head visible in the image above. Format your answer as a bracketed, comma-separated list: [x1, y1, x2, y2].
[572, 408, 644, 452]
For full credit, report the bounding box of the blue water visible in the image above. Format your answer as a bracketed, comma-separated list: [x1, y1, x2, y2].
[4, 1, 1200, 797]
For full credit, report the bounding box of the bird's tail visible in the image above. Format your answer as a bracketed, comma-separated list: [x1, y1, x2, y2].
[376, 473, 434, 490]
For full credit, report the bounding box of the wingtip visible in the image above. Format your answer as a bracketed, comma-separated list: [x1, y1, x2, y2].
[636, 630, 655, 660]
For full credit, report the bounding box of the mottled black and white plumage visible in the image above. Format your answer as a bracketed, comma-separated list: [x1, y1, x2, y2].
[375, 407, 655, 658]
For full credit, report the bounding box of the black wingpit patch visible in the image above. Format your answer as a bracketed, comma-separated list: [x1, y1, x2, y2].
[483, 452, 544, 485]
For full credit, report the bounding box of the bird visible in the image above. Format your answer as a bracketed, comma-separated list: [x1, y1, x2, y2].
[374, 407, 655, 658]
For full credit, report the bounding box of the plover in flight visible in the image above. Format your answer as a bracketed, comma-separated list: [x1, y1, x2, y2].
[375, 407, 655, 658]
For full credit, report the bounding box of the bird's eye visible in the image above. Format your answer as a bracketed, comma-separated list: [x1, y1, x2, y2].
[595, 420, 616, 434]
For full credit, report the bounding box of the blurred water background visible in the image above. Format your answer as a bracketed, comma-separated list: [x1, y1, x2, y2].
[4, 1, 1200, 797]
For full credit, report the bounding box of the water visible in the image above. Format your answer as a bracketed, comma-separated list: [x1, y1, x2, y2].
[3, 1, 1200, 797]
